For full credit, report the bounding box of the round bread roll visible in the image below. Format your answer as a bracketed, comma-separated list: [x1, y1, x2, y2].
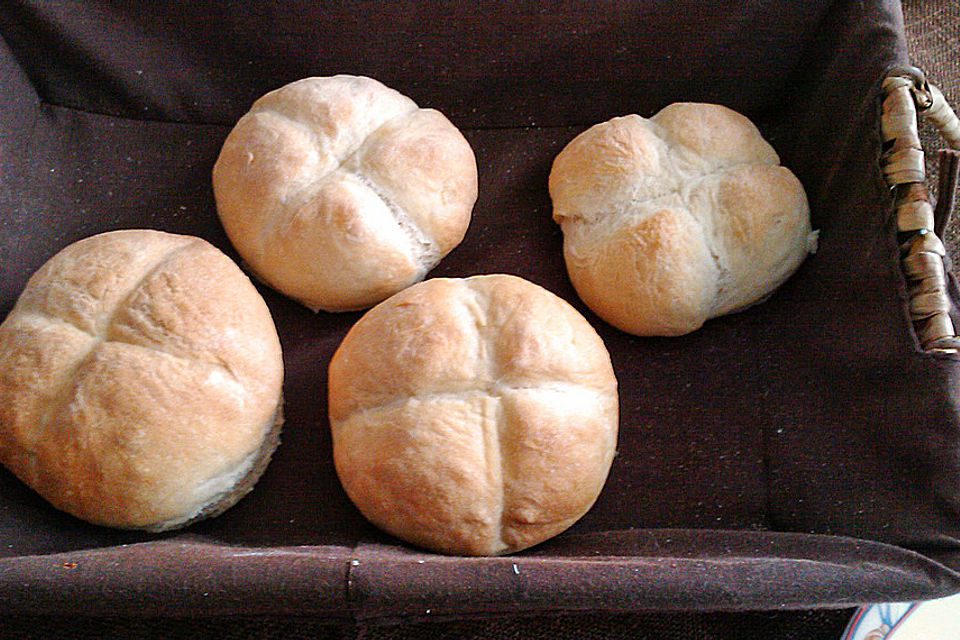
[0, 230, 284, 531]
[328, 274, 619, 556]
[212, 75, 479, 312]
[549, 102, 818, 336]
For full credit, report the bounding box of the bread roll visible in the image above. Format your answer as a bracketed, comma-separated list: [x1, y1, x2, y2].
[0, 230, 284, 531]
[328, 274, 618, 555]
[549, 102, 818, 336]
[212, 75, 478, 312]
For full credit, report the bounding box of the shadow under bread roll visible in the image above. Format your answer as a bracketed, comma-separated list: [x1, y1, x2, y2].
[0, 229, 284, 531]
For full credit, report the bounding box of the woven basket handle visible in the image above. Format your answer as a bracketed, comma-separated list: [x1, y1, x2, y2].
[881, 67, 960, 353]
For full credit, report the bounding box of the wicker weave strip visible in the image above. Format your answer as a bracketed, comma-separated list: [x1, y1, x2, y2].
[882, 70, 960, 352]
[897, 182, 936, 233]
[895, 196, 936, 233]
[926, 84, 960, 150]
[936, 150, 960, 237]
[903, 251, 945, 277]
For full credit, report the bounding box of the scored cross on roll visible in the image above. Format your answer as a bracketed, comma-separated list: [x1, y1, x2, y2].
[328, 274, 619, 556]
[213, 75, 478, 312]
[549, 102, 818, 337]
[0, 230, 284, 531]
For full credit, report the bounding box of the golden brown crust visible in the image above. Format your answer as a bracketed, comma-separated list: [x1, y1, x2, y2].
[213, 75, 478, 312]
[562, 207, 719, 336]
[0, 230, 284, 530]
[328, 274, 618, 556]
[549, 103, 817, 336]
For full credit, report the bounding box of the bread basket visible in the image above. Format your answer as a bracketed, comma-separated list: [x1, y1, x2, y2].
[1, 0, 959, 623]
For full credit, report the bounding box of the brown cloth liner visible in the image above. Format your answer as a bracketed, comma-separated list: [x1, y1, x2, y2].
[2, 0, 960, 622]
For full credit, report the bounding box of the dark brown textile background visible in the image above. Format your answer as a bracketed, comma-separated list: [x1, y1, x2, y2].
[1, 1, 959, 638]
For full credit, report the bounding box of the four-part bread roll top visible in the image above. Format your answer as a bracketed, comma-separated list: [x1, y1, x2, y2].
[0, 230, 284, 531]
[550, 102, 818, 336]
[212, 75, 479, 312]
[328, 275, 619, 555]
